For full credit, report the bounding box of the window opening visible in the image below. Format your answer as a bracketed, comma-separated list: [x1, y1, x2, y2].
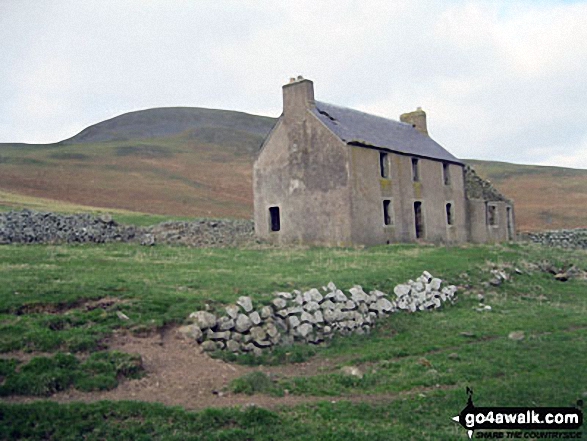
[383, 199, 392, 226]
[380, 152, 389, 178]
[412, 158, 420, 182]
[269, 206, 280, 232]
[487, 204, 497, 226]
[446, 203, 454, 225]
[443, 163, 450, 185]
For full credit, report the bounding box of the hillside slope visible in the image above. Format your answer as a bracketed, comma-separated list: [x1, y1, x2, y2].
[465, 160, 587, 231]
[0, 108, 276, 219]
[1, 107, 585, 231]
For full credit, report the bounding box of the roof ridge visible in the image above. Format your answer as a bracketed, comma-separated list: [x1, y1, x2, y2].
[315, 100, 411, 127]
[311, 100, 463, 165]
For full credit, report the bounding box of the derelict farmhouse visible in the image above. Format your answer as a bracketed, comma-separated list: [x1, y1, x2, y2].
[254, 77, 515, 246]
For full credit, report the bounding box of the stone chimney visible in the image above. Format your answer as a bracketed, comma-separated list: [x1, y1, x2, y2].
[400, 107, 428, 136]
[282, 76, 314, 118]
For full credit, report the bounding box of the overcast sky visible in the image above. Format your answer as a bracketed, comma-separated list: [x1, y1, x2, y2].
[1, 0, 586, 168]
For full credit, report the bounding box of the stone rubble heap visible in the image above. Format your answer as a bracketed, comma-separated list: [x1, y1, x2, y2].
[180, 271, 458, 355]
[521, 229, 587, 250]
[0, 210, 140, 244]
[0, 209, 255, 247]
[147, 219, 254, 247]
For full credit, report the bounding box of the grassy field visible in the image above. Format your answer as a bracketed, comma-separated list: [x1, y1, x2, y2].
[0, 241, 585, 439]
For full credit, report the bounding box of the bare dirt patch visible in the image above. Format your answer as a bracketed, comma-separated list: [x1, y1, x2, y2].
[1, 325, 477, 411]
[2, 327, 429, 411]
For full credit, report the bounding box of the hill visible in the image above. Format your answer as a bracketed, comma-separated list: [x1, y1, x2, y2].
[0, 107, 276, 219]
[1, 107, 586, 231]
[465, 159, 587, 231]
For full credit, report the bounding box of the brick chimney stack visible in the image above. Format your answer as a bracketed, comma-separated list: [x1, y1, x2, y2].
[400, 107, 428, 136]
[282, 76, 314, 119]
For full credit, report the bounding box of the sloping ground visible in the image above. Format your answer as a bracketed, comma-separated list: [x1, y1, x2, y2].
[465, 160, 587, 231]
[64, 107, 276, 152]
[0, 138, 255, 218]
[1, 106, 585, 231]
[0, 107, 276, 219]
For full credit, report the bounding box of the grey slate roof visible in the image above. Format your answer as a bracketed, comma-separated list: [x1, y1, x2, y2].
[311, 101, 463, 165]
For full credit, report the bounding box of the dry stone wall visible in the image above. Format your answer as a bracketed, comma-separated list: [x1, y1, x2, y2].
[521, 229, 587, 250]
[181, 271, 458, 355]
[0, 210, 140, 244]
[0, 209, 255, 247]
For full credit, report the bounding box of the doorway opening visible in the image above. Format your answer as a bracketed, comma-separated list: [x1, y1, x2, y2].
[414, 201, 424, 239]
[506, 206, 513, 240]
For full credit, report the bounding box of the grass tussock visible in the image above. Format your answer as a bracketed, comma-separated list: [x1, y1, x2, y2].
[0, 351, 143, 396]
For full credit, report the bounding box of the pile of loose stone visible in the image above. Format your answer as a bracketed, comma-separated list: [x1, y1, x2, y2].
[146, 219, 254, 247]
[464, 165, 511, 203]
[521, 229, 587, 250]
[0, 210, 140, 244]
[181, 271, 458, 355]
[0, 209, 256, 247]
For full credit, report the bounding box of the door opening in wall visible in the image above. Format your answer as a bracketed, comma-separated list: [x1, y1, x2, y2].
[506, 206, 513, 240]
[414, 201, 424, 239]
[269, 206, 280, 232]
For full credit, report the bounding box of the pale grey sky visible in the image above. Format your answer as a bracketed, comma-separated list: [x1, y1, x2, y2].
[1, 0, 586, 168]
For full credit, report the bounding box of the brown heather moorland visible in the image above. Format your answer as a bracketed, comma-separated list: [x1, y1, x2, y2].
[1, 107, 586, 231]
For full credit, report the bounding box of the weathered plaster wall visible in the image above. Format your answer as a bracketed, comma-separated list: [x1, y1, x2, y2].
[254, 82, 353, 246]
[348, 149, 467, 245]
[254, 78, 514, 247]
[466, 199, 515, 243]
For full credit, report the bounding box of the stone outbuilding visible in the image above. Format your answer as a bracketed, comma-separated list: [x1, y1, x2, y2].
[253, 76, 515, 246]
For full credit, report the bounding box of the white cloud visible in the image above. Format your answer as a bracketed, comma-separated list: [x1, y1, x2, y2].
[0, 0, 586, 170]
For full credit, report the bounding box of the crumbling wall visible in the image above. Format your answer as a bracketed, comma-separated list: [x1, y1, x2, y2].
[181, 272, 458, 355]
[0, 209, 255, 247]
[464, 165, 510, 202]
[521, 229, 587, 249]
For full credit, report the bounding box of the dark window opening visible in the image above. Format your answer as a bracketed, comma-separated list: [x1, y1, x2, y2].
[446, 203, 454, 225]
[443, 163, 451, 185]
[414, 201, 424, 238]
[269, 206, 280, 232]
[412, 158, 420, 182]
[487, 204, 497, 226]
[379, 152, 389, 178]
[383, 199, 392, 226]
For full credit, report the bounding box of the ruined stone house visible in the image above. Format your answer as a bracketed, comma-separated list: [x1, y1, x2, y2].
[253, 77, 515, 246]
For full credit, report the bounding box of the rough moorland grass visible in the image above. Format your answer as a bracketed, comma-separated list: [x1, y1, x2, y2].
[229, 372, 284, 397]
[0, 351, 143, 396]
[0, 242, 585, 438]
[0, 190, 194, 225]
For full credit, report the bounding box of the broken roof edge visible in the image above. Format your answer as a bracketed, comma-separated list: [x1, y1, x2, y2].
[464, 165, 512, 203]
[315, 100, 413, 126]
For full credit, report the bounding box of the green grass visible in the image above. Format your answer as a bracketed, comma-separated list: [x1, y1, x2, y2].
[0, 242, 585, 438]
[0, 189, 192, 226]
[0, 351, 143, 396]
[229, 372, 284, 397]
